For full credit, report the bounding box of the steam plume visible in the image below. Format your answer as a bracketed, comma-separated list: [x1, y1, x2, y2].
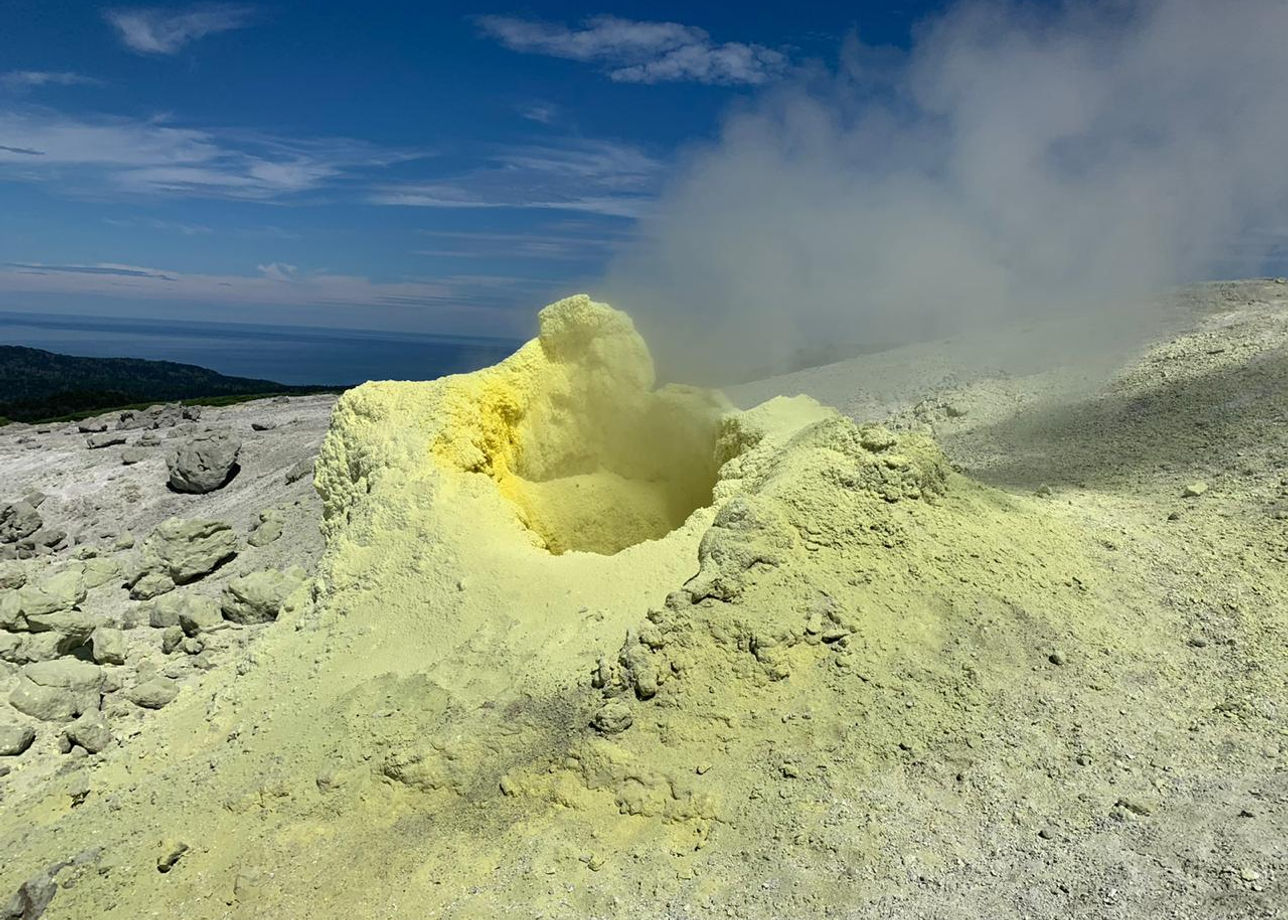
[607, 0, 1288, 383]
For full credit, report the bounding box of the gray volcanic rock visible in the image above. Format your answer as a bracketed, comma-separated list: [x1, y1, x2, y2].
[166, 432, 241, 494]
[0, 500, 41, 544]
[85, 432, 126, 450]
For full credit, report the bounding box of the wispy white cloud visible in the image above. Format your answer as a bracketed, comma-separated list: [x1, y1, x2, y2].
[1, 71, 102, 92]
[104, 4, 254, 55]
[415, 227, 632, 262]
[371, 139, 660, 218]
[1, 260, 449, 308]
[475, 14, 787, 85]
[519, 102, 559, 124]
[0, 260, 548, 333]
[103, 216, 213, 235]
[0, 109, 421, 200]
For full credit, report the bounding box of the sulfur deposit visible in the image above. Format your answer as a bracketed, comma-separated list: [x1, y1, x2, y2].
[1, 288, 1286, 918]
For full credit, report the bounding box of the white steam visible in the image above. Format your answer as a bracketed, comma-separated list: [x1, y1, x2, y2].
[606, 0, 1288, 383]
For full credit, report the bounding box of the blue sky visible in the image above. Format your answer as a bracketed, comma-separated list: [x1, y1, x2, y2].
[0, 1, 948, 339]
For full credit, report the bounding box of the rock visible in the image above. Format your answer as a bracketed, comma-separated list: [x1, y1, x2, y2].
[166, 432, 241, 493]
[77, 415, 110, 433]
[121, 448, 148, 465]
[129, 572, 175, 601]
[0, 501, 42, 544]
[90, 627, 127, 665]
[137, 433, 161, 447]
[220, 567, 305, 625]
[161, 626, 184, 654]
[181, 405, 202, 421]
[25, 528, 65, 550]
[251, 420, 277, 431]
[138, 518, 237, 586]
[2, 868, 57, 920]
[129, 678, 179, 710]
[63, 712, 111, 754]
[247, 510, 284, 547]
[285, 457, 315, 484]
[113, 532, 135, 551]
[0, 722, 35, 756]
[149, 404, 182, 429]
[85, 432, 126, 450]
[180, 637, 204, 655]
[1183, 481, 1208, 498]
[1048, 650, 1067, 666]
[178, 596, 224, 636]
[9, 679, 80, 721]
[25, 659, 103, 694]
[82, 556, 120, 589]
[0, 562, 26, 591]
[24, 612, 94, 655]
[9, 659, 101, 722]
[156, 839, 189, 873]
[591, 699, 633, 734]
[145, 595, 183, 629]
[19, 568, 87, 617]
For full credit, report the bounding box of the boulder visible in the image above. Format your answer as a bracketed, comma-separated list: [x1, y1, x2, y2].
[90, 627, 127, 665]
[63, 712, 112, 754]
[166, 432, 241, 493]
[247, 509, 285, 547]
[10, 660, 102, 722]
[0, 722, 35, 756]
[24, 611, 94, 655]
[85, 432, 126, 450]
[134, 518, 237, 588]
[25, 567, 87, 616]
[129, 677, 179, 710]
[9, 678, 83, 721]
[0, 500, 41, 544]
[178, 596, 224, 636]
[77, 415, 110, 433]
[0, 562, 26, 591]
[82, 556, 120, 589]
[129, 572, 175, 601]
[221, 567, 306, 625]
[121, 447, 148, 465]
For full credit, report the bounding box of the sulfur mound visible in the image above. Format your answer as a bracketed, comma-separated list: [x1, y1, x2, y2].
[319, 294, 729, 555]
[15, 291, 1275, 920]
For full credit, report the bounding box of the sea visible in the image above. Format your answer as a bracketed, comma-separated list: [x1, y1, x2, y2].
[0, 310, 525, 387]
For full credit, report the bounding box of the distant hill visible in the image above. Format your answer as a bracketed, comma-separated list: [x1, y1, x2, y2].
[0, 345, 327, 423]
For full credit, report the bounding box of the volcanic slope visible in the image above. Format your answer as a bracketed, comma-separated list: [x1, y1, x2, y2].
[0, 290, 1285, 919]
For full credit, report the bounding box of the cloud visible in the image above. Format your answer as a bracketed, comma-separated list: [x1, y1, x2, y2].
[0, 109, 420, 200]
[0, 260, 552, 335]
[606, 0, 1288, 383]
[371, 139, 660, 218]
[415, 226, 632, 262]
[475, 14, 787, 85]
[519, 103, 559, 124]
[1, 71, 101, 92]
[104, 4, 253, 55]
[103, 216, 213, 235]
